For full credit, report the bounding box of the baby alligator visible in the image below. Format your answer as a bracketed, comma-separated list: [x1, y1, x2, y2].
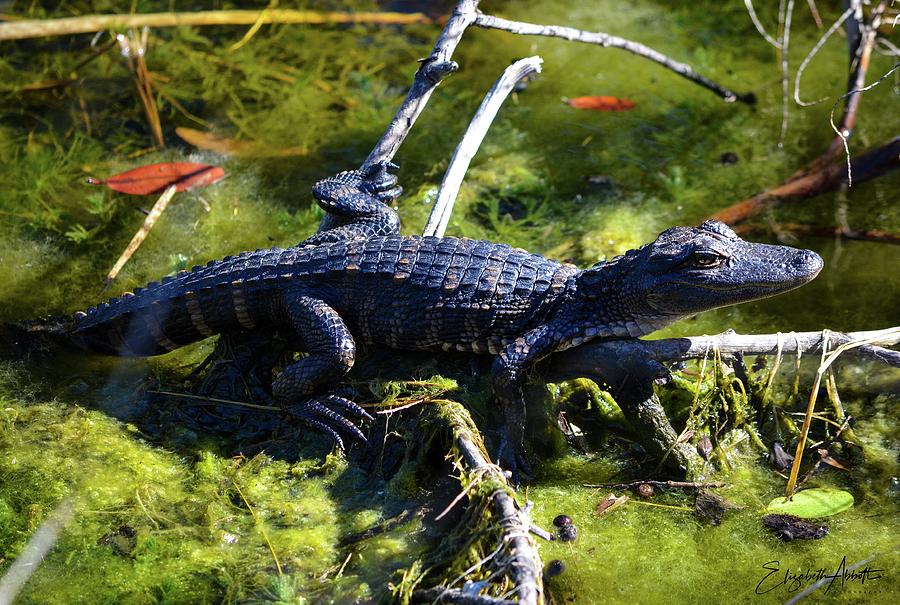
[2, 163, 824, 468]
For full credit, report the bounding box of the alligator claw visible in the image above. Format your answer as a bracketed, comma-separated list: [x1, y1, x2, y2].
[287, 393, 370, 451]
[361, 161, 402, 203]
[322, 393, 374, 421]
[494, 431, 534, 488]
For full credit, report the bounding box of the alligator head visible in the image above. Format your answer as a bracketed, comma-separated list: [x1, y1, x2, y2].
[573, 220, 824, 336]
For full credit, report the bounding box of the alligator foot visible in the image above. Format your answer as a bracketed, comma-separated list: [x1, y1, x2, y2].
[287, 392, 374, 452]
[361, 160, 403, 204]
[494, 430, 534, 487]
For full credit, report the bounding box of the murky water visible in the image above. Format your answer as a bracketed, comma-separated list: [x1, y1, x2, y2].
[1, 1, 897, 603]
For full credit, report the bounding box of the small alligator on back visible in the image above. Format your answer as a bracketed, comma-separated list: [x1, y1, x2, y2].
[2, 163, 824, 469]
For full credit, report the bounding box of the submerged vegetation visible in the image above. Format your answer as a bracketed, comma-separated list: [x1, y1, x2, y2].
[0, 0, 898, 603]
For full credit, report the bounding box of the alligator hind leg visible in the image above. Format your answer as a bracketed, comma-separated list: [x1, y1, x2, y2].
[190, 329, 288, 403]
[301, 161, 403, 246]
[274, 295, 372, 451]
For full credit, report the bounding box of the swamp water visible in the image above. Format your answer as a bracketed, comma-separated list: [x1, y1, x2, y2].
[0, 0, 898, 603]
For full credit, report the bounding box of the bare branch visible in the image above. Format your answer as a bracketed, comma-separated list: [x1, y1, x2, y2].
[424, 57, 543, 238]
[473, 12, 755, 104]
[363, 0, 481, 168]
[547, 328, 900, 385]
[454, 434, 543, 605]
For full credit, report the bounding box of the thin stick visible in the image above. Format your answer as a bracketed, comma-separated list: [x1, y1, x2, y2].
[231, 479, 283, 576]
[794, 8, 854, 107]
[777, 0, 795, 147]
[424, 57, 543, 238]
[105, 184, 177, 283]
[583, 480, 726, 489]
[0, 9, 434, 41]
[146, 389, 280, 412]
[744, 0, 782, 48]
[829, 60, 899, 187]
[826, 1, 888, 161]
[117, 27, 164, 148]
[0, 500, 74, 605]
[473, 13, 755, 104]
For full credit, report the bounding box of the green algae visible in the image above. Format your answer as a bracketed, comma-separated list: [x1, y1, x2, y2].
[1, 0, 898, 603]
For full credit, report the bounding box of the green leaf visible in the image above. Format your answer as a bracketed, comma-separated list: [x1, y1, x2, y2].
[765, 488, 854, 518]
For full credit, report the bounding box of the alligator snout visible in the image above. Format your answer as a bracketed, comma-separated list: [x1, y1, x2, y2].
[792, 248, 824, 278]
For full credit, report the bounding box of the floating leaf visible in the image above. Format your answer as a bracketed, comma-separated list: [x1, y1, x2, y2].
[88, 162, 225, 195]
[765, 488, 854, 518]
[176, 127, 307, 158]
[565, 96, 636, 111]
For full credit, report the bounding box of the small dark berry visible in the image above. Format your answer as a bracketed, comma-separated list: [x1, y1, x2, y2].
[553, 514, 573, 527]
[719, 151, 739, 165]
[546, 559, 566, 577]
[558, 524, 578, 542]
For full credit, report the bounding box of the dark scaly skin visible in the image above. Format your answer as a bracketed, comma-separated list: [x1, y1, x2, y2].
[3, 162, 825, 469]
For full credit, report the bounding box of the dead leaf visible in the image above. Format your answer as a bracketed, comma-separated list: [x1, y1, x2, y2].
[594, 493, 629, 516]
[817, 448, 851, 471]
[176, 127, 307, 158]
[88, 162, 225, 195]
[565, 96, 636, 111]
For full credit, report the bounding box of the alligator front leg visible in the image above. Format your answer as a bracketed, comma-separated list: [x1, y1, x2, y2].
[492, 324, 561, 479]
[274, 295, 372, 451]
[301, 161, 403, 246]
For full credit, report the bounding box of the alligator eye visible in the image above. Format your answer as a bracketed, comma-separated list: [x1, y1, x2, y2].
[691, 251, 724, 268]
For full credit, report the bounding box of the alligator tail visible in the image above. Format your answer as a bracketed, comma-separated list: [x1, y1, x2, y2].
[0, 315, 81, 360]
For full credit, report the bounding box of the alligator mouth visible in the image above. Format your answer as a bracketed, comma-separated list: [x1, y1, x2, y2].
[673, 279, 814, 293]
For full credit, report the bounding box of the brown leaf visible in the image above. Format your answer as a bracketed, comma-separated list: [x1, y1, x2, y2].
[594, 493, 629, 516]
[176, 127, 307, 158]
[817, 448, 851, 471]
[565, 96, 636, 111]
[89, 162, 225, 195]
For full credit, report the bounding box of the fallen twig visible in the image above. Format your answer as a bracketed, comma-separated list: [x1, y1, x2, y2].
[0, 9, 434, 41]
[424, 57, 543, 237]
[116, 28, 163, 148]
[362, 0, 479, 169]
[105, 184, 177, 284]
